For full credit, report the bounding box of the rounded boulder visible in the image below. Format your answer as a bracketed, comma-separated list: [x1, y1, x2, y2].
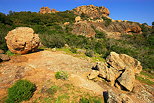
[5, 27, 40, 54]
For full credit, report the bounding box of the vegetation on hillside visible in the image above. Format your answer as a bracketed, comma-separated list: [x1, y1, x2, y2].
[0, 11, 154, 70]
[6, 80, 36, 103]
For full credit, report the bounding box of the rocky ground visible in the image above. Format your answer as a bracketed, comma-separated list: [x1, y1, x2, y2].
[0, 50, 154, 103]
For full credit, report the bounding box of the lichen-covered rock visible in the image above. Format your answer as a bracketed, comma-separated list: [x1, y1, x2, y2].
[106, 52, 142, 74]
[117, 68, 135, 91]
[5, 27, 40, 54]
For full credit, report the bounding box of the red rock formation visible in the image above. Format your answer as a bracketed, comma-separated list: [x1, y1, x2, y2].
[39, 7, 59, 14]
[40, 7, 51, 14]
[72, 5, 110, 19]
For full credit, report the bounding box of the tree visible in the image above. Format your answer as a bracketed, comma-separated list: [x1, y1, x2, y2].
[142, 23, 148, 25]
[152, 22, 154, 26]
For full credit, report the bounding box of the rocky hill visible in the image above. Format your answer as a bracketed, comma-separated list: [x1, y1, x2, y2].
[0, 5, 154, 103]
[72, 5, 110, 19]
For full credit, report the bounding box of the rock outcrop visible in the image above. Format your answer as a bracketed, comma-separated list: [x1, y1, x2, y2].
[106, 52, 142, 74]
[0, 54, 10, 62]
[106, 90, 133, 103]
[39, 7, 59, 14]
[75, 16, 82, 22]
[91, 21, 142, 35]
[72, 5, 110, 19]
[72, 21, 96, 37]
[5, 27, 40, 54]
[88, 52, 142, 91]
[71, 20, 142, 38]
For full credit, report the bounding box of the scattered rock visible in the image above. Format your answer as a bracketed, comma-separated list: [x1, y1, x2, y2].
[106, 90, 133, 103]
[133, 83, 154, 103]
[137, 90, 154, 103]
[88, 52, 142, 91]
[5, 27, 40, 54]
[0, 54, 10, 61]
[0, 50, 4, 54]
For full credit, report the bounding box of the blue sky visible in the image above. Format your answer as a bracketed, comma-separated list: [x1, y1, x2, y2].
[0, 0, 154, 25]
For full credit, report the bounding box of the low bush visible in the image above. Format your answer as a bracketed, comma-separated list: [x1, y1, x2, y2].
[55, 71, 68, 80]
[79, 97, 102, 103]
[85, 50, 94, 57]
[6, 80, 36, 103]
[79, 97, 89, 103]
[46, 85, 60, 95]
[70, 47, 77, 53]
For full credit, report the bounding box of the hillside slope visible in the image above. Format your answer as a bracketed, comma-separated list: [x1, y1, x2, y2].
[0, 49, 154, 103]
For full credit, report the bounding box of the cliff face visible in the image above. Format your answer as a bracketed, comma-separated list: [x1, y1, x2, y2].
[92, 21, 142, 33]
[72, 5, 110, 19]
[72, 20, 142, 38]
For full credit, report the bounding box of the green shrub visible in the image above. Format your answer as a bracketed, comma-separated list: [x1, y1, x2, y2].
[79, 97, 102, 103]
[40, 33, 66, 48]
[6, 80, 36, 103]
[46, 85, 60, 95]
[55, 71, 68, 80]
[79, 97, 89, 103]
[85, 50, 94, 57]
[70, 47, 77, 53]
[102, 17, 112, 27]
[95, 31, 106, 38]
[6, 50, 16, 56]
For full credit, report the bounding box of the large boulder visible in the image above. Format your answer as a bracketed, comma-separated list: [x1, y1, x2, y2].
[117, 68, 135, 91]
[99, 63, 122, 86]
[5, 27, 40, 54]
[106, 52, 142, 74]
[88, 52, 142, 91]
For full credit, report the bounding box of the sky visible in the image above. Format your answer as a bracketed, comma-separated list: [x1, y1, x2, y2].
[0, 0, 154, 25]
